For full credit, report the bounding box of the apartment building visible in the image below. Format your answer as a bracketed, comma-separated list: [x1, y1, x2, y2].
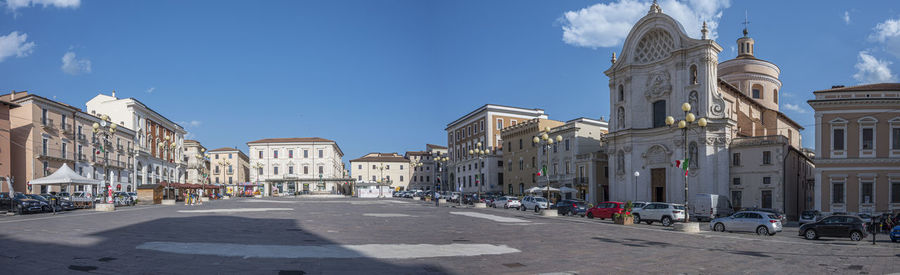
[0, 100, 18, 194]
[2, 91, 136, 194]
[446, 104, 548, 194]
[208, 147, 249, 186]
[405, 144, 449, 192]
[86, 92, 186, 186]
[248, 137, 346, 195]
[536, 118, 608, 203]
[729, 136, 815, 220]
[351, 153, 410, 191]
[808, 83, 900, 214]
[183, 140, 208, 184]
[500, 118, 564, 196]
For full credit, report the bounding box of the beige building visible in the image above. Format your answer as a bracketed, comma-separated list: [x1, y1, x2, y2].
[537, 118, 609, 203]
[2, 91, 137, 194]
[183, 140, 208, 184]
[0, 100, 19, 194]
[447, 104, 548, 194]
[729, 136, 815, 220]
[808, 83, 900, 214]
[405, 144, 449, 192]
[500, 118, 564, 196]
[351, 153, 410, 191]
[208, 147, 249, 186]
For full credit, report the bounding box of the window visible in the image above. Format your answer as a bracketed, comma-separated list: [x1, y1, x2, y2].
[229, 177, 233, 184]
[733, 177, 741, 185]
[833, 128, 845, 151]
[652, 100, 667, 128]
[752, 85, 761, 99]
[304, 150, 308, 158]
[61, 115, 67, 129]
[288, 166, 294, 174]
[862, 128, 874, 150]
[41, 108, 47, 125]
[273, 166, 279, 175]
[215, 154, 219, 159]
[762, 151, 771, 165]
[318, 150, 323, 158]
[288, 150, 293, 158]
[426, 176, 430, 182]
[732, 153, 741, 166]
[861, 181, 874, 204]
[273, 150, 279, 158]
[372, 165, 376, 169]
[318, 166, 323, 174]
[400, 176, 404, 182]
[618, 85, 624, 102]
[259, 151, 263, 158]
[565, 139, 570, 151]
[497, 119, 503, 130]
[773, 89, 778, 103]
[893, 127, 900, 150]
[400, 165, 404, 170]
[386, 165, 390, 170]
[62, 143, 67, 159]
[519, 139, 522, 150]
[565, 161, 570, 174]
[42, 138, 48, 155]
[372, 176, 376, 181]
[891, 181, 900, 203]
[304, 166, 309, 174]
[358, 175, 362, 181]
[761, 190, 772, 209]
[553, 163, 558, 175]
[257, 167, 263, 175]
[763, 177, 771, 184]
[832, 182, 844, 204]
[518, 159, 523, 170]
[358, 165, 362, 169]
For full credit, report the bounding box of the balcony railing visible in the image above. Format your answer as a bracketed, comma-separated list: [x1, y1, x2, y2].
[77, 133, 87, 142]
[42, 119, 54, 129]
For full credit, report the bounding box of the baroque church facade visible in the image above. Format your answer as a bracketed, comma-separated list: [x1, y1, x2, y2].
[605, 3, 806, 212]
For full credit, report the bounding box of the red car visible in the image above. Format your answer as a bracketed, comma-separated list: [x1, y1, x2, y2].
[586, 201, 624, 219]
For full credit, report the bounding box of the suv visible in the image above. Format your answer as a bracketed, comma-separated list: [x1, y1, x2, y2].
[557, 199, 588, 216]
[799, 215, 868, 241]
[0, 193, 43, 214]
[632, 202, 686, 226]
[519, 196, 549, 212]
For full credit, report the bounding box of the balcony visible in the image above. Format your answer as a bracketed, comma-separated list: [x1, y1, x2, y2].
[730, 135, 788, 148]
[61, 126, 74, 135]
[77, 133, 87, 142]
[117, 145, 124, 151]
[41, 118, 55, 130]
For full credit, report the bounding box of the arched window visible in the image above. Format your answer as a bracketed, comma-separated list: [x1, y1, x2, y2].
[773, 89, 778, 103]
[689, 65, 698, 84]
[617, 107, 625, 129]
[618, 85, 624, 102]
[689, 142, 699, 169]
[752, 84, 763, 99]
[652, 100, 667, 128]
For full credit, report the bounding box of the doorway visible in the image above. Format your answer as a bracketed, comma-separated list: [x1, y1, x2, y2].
[651, 168, 666, 202]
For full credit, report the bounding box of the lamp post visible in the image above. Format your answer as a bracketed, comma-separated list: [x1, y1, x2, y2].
[433, 152, 449, 207]
[92, 115, 117, 204]
[633, 170, 640, 202]
[252, 162, 264, 197]
[534, 127, 562, 214]
[468, 142, 488, 208]
[665, 102, 707, 223]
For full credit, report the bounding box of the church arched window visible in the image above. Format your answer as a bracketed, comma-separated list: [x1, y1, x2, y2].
[773, 89, 778, 104]
[618, 85, 624, 102]
[652, 100, 667, 128]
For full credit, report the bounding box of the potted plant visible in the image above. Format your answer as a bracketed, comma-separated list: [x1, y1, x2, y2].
[614, 201, 634, 225]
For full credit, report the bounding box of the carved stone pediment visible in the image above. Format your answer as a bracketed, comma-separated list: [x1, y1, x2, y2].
[645, 71, 672, 99]
[642, 144, 671, 166]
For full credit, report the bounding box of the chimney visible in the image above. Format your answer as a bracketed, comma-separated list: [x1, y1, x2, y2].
[111, 90, 116, 98]
[10, 90, 15, 100]
[831, 85, 845, 89]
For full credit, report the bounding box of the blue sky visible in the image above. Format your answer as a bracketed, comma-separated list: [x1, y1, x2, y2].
[2, 0, 899, 165]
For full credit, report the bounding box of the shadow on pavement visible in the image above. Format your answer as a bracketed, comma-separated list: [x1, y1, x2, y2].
[0, 215, 450, 274]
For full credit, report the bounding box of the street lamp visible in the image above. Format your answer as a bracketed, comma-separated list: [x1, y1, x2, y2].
[432, 152, 449, 207]
[252, 162, 264, 196]
[468, 142, 488, 207]
[534, 127, 562, 213]
[92, 115, 117, 204]
[665, 102, 707, 223]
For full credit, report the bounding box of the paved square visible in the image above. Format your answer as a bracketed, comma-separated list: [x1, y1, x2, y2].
[0, 197, 897, 274]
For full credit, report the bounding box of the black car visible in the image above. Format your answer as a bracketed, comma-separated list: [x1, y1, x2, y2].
[26, 194, 59, 212]
[0, 193, 43, 214]
[556, 199, 588, 216]
[799, 215, 868, 241]
[41, 194, 75, 211]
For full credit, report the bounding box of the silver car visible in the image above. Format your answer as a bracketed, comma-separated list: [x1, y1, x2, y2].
[709, 211, 783, 236]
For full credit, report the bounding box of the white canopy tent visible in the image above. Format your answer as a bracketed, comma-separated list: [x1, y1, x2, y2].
[559, 187, 578, 194]
[525, 186, 559, 194]
[29, 164, 102, 190]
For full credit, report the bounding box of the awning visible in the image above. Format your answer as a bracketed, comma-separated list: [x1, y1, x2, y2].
[29, 164, 102, 186]
[526, 186, 559, 194]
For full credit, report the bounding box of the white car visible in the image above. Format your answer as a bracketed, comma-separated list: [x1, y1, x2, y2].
[632, 202, 686, 227]
[519, 196, 548, 212]
[492, 196, 521, 209]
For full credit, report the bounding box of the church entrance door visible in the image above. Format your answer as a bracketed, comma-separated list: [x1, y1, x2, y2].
[651, 168, 666, 202]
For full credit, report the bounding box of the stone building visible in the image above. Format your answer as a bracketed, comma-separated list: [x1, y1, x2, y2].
[500, 118, 563, 196]
[247, 137, 346, 195]
[808, 83, 900, 214]
[183, 140, 208, 184]
[208, 147, 249, 186]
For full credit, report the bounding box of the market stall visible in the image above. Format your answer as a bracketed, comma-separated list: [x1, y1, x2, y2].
[28, 164, 102, 208]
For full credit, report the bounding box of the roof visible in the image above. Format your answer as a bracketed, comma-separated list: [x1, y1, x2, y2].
[247, 137, 334, 144]
[446, 104, 546, 129]
[405, 151, 430, 156]
[717, 79, 804, 130]
[426, 144, 447, 149]
[814, 83, 900, 93]
[209, 147, 241, 152]
[0, 99, 20, 108]
[350, 153, 409, 163]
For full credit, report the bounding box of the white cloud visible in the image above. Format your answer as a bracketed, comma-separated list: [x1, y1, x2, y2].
[146, 87, 155, 94]
[560, 0, 731, 48]
[852, 51, 896, 84]
[0, 31, 35, 62]
[782, 103, 807, 114]
[60, 51, 91, 75]
[843, 11, 850, 25]
[189, 120, 201, 127]
[6, 0, 79, 11]
[869, 18, 900, 58]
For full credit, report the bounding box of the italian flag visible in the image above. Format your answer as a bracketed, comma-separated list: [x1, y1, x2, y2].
[536, 165, 546, 176]
[675, 158, 690, 176]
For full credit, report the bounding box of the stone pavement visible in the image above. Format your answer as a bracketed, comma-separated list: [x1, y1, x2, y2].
[0, 197, 897, 274]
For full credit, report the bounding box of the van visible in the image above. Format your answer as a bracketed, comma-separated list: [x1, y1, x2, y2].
[691, 193, 734, 221]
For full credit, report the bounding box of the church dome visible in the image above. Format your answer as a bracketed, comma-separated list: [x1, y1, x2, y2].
[718, 28, 782, 111]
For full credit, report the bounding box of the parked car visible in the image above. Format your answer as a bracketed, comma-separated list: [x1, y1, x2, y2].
[1, 193, 43, 214]
[492, 196, 520, 209]
[709, 211, 783, 236]
[483, 196, 496, 206]
[799, 210, 822, 225]
[42, 194, 75, 211]
[632, 202, 686, 227]
[741, 207, 786, 223]
[586, 201, 624, 220]
[891, 225, 900, 243]
[691, 193, 734, 221]
[449, 192, 461, 202]
[856, 213, 874, 224]
[557, 199, 588, 216]
[27, 194, 64, 212]
[519, 196, 549, 212]
[799, 215, 868, 241]
[631, 201, 648, 210]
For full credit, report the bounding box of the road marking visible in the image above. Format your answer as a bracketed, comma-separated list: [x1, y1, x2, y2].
[136, 242, 520, 259]
[0, 205, 165, 224]
[177, 208, 293, 213]
[363, 213, 412, 217]
[450, 212, 529, 223]
[241, 200, 297, 204]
